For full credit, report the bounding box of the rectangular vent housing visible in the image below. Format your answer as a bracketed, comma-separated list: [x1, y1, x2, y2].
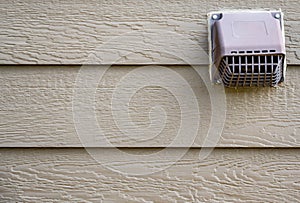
[208, 10, 286, 87]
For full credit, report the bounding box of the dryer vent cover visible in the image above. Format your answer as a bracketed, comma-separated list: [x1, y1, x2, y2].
[209, 10, 286, 87]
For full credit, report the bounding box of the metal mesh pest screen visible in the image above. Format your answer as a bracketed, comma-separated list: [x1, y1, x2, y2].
[218, 54, 284, 87]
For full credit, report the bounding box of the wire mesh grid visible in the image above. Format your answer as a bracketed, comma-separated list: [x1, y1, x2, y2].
[218, 54, 284, 87]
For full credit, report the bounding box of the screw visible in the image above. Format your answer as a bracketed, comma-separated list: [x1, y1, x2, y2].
[274, 13, 281, 19]
[216, 79, 222, 84]
[212, 14, 219, 20]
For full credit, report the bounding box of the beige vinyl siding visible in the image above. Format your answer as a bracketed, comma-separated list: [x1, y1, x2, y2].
[1, 1, 300, 202]
[0, 65, 299, 147]
[1, 148, 300, 202]
[0, 0, 299, 64]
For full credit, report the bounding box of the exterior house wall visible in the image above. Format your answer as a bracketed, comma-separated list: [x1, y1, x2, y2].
[0, 1, 299, 202]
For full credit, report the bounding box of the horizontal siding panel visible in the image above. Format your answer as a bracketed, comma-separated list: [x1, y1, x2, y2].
[1, 148, 299, 202]
[0, 65, 299, 147]
[0, 0, 299, 64]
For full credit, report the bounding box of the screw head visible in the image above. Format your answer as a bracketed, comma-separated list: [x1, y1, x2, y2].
[212, 14, 219, 20]
[274, 13, 281, 19]
[216, 79, 222, 84]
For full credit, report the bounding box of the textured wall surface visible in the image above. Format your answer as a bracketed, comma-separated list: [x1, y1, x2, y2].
[0, 0, 299, 64]
[0, 65, 299, 147]
[0, 1, 300, 202]
[1, 148, 300, 202]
